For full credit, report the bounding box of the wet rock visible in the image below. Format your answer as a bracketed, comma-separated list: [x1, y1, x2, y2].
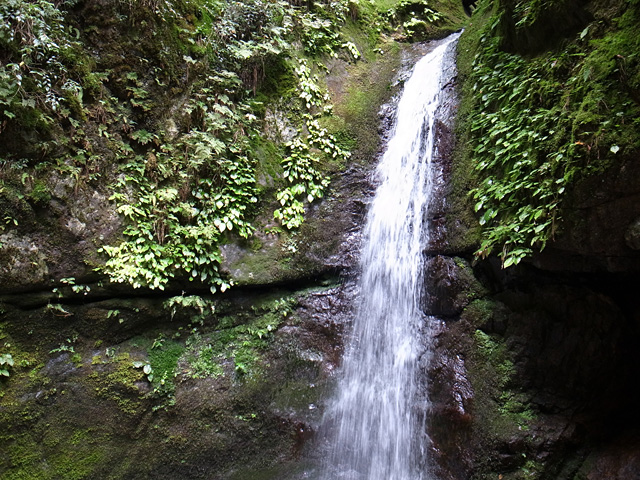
[534, 157, 640, 272]
[422, 255, 485, 317]
[427, 258, 640, 480]
[45, 353, 79, 380]
[0, 284, 350, 479]
[294, 283, 356, 374]
[264, 108, 297, 144]
[575, 432, 640, 479]
[624, 216, 640, 250]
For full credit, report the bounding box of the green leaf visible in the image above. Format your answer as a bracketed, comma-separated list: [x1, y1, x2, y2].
[580, 26, 589, 39]
[503, 256, 517, 268]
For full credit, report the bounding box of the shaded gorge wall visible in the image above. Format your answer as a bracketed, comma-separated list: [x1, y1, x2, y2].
[424, 0, 640, 478]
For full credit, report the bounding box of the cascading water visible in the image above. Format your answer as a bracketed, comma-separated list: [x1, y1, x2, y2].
[318, 32, 461, 480]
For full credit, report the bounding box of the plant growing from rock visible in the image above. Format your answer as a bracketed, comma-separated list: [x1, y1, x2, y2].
[0, 353, 14, 378]
[467, 1, 640, 267]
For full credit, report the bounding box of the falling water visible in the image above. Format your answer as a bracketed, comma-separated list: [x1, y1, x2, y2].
[318, 33, 461, 480]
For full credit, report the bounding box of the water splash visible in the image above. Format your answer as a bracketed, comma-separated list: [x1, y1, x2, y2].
[319, 33, 461, 480]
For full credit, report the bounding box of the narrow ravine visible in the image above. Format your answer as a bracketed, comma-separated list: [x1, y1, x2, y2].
[317, 33, 461, 480]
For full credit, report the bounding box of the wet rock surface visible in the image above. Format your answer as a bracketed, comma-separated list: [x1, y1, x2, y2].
[422, 255, 485, 317]
[425, 171, 640, 480]
[415, 33, 640, 478]
[424, 164, 640, 479]
[533, 156, 640, 273]
[0, 283, 355, 479]
[427, 260, 640, 480]
[0, 182, 120, 292]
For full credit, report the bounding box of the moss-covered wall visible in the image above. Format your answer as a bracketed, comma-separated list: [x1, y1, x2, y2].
[0, 287, 348, 479]
[455, 0, 640, 269]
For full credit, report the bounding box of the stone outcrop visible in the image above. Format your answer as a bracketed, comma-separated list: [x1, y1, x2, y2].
[426, 257, 640, 479]
[0, 6, 412, 477]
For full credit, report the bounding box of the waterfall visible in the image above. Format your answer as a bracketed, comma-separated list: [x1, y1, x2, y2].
[318, 33, 461, 480]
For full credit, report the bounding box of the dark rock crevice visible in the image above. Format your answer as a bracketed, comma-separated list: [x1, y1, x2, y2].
[426, 254, 640, 479]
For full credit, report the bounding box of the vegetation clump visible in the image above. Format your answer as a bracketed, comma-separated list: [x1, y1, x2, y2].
[0, 0, 463, 293]
[460, 0, 640, 267]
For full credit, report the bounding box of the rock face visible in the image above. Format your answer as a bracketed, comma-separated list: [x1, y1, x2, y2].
[0, 286, 354, 479]
[420, 0, 640, 477]
[2, 2, 639, 478]
[425, 259, 640, 479]
[0, 10, 409, 479]
[421, 25, 640, 480]
[0, 179, 121, 292]
[533, 156, 640, 272]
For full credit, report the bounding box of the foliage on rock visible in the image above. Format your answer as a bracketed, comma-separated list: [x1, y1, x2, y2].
[0, 0, 464, 291]
[461, 0, 640, 267]
[0, 0, 352, 290]
[97, 0, 358, 291]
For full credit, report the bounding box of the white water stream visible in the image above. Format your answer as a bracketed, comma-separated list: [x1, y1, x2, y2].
[318, 33, 461, 480]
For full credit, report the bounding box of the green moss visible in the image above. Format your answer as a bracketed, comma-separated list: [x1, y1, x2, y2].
[327, 122, 358, 153]
[461, 299, 497, 327]
[471, 329, 536, 435]
[343, 89, 371, 122]
[182, 295, 295, 379]
[0, 180, 36, 229]
[520, 458, 544, 478]
[332, 39, 403, 165]
[184, 342, 224, 378]
[148, 340, 183, 377]
[4, 436, 47, 480]
[0, 321, 45, 394]
[90, 353, 145, 415]
[143, 339, 185, 402]
[256, 56, 297, 99]
[226, 233, 296, 286]
[473, 331, 518, 405]
[575, 5, 640, 151]
[473, 330, 514, 387]
[250, 135, 283, 192]
[47, 435, 105, 480]
[372, 0, 402, 11]
[26, 180, 51, 205]
[3, 426, 111, 480]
